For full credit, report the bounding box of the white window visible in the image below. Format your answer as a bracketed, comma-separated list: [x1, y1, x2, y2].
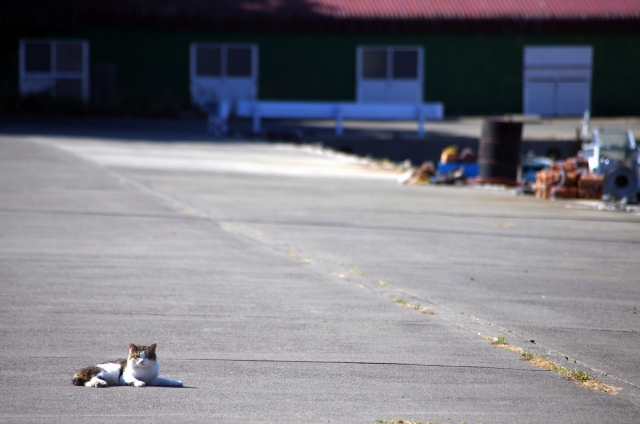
[190, 43, 258, 108]
[523, 46, 592, 117]
[19, 39, 90, 102]
[356, 46, 423, 103]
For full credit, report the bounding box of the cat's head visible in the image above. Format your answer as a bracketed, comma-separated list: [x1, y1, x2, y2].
[128, 343, 157, 368]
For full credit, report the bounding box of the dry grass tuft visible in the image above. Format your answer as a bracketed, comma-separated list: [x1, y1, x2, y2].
[495, 342, 526, 356]
[376, 420, 462, 424]
[392, 298, 436, 315]
[524, 353, 557, 370]
[484, 335, 622, 394]
[577, 379, 622, 394]
[376, 420, 437, 424]
[285, 250, 312, 263]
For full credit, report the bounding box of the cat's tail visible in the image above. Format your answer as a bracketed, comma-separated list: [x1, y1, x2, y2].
[72, 366, 101, 386]
[72, 374, 86, 386]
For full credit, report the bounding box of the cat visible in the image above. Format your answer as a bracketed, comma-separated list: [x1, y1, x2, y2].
[72, 343, 183, 387]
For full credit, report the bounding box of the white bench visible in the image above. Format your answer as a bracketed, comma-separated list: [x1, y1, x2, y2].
[234, 100, 444, 137]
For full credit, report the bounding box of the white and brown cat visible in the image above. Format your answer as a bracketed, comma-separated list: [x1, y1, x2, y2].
[72, 343, 183, 387]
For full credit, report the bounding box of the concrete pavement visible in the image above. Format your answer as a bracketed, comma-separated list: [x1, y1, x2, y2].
[1, 120, 639, 423]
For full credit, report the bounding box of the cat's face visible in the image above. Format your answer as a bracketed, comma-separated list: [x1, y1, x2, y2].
[128, 343, 157, 368]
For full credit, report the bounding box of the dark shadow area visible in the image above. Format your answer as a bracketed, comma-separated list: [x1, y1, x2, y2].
[0, 115, 222, 143]
[0, 115, 577, 165]
[239, 119, 578, 164]
[2, 0, 337, 32]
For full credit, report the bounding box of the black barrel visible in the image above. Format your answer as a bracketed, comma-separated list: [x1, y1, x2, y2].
[477, 119, 523, 185]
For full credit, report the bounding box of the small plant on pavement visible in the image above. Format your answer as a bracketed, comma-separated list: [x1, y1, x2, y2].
[393, 298, 437, 315]
[484, 335, 621, 394]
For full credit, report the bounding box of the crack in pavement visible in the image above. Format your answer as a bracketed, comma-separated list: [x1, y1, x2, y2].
[177, 358, 546, 372]
[0, 310, 432, 322]
[224, 218, 640, 245]
[519, 326, 640, 334]
[339, 207, 640, 224]
[0, 207, 206, 221]
[21, 356, 545, 372]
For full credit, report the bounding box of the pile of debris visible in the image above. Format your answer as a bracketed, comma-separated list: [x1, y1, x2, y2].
[400, 160, 436, 185]
[400, 146, 478, 186]
[535, 157, 603, 199]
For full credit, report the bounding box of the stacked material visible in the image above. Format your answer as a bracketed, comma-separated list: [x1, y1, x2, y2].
[578, 173, 605, 199]
[535, 157, 603, 199]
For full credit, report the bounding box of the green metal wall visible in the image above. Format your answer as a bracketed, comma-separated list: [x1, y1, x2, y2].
[3, 28, 639, 116]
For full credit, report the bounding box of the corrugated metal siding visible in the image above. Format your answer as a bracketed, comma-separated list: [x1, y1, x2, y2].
[4, 25, 640, 115]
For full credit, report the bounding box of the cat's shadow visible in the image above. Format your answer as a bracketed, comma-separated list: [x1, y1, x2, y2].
[90, 385, 196, 389]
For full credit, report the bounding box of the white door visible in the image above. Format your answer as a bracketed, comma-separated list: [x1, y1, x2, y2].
[556, 80, 590, 116]
[190, 43, 258, 109]
[523, 46, 592, 117]
[357, 46, 423, 103]
[524, 81, 555, 117]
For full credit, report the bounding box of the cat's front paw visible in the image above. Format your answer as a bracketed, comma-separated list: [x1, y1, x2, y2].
[133, 381, 146, 387]
[95, 380, 107, 388]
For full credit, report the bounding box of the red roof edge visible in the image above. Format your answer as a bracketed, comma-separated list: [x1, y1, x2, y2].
[2, 2, 640, 35]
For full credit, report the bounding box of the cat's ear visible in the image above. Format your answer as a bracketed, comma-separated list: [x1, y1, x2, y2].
[128, 343, 138, 352]
[148, 343, 157, 351]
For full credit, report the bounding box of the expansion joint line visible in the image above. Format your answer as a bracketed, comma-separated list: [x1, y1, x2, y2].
[174, 357, 542, 372]
[392, 286, 640, 395]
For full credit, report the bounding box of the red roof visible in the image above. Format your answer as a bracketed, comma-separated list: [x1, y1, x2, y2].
[308, 0, 640, 19]
[226, 0, 640, 20]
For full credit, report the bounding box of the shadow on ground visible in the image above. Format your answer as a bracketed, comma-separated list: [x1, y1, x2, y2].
[0, 115, 578, 165]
